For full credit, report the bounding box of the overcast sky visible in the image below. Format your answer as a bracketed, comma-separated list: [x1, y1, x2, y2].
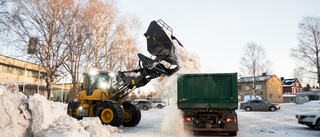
[118, 0, 320, 82]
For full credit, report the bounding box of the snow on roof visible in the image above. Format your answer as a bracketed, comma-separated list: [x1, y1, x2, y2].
[283, 94, 296, 97]
[282, 78, 297, 88]
[238, 75, 273, 83]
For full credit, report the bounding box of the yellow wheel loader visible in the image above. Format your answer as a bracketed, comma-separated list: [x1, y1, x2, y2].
[67, 20, 181, 127]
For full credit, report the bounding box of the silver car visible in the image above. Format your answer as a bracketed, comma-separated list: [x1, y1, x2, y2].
[240, 100, 280, 111]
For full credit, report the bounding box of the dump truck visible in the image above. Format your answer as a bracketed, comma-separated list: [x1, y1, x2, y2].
[178, 73, 239, 136]
[67, 19, 181, 127]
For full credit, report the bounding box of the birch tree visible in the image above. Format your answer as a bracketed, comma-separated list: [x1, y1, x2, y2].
[240, 42, 271, 99]
[291, 16, 320, 88]
[0, 0, 74, 100]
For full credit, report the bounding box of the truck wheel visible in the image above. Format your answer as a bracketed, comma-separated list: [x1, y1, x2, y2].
[96, 101, 124, 127]
[157, 105, 163, 109]
[245, 106, 252, 111]
[122, 102, 141, 127]
[316, 118, 320, 130]
[143, 106, 149, 111]
[270, 106, 276, 111]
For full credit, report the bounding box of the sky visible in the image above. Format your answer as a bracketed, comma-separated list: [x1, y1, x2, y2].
[117, 0, 320, 84]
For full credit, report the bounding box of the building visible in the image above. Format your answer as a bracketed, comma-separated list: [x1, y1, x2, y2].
[282, 78, 303, 95]
[0, 54, 67, 98]
[238, 74, 283, 103]
[296, 91, 320, 104]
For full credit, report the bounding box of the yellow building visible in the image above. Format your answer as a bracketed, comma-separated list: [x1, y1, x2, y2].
[0, 54, 67, 98]
[238, 74, 283, 103]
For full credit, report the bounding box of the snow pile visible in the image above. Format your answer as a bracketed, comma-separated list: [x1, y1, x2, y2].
[160, 38, 201, 137]
[302, 100, 320, 106]
[0, 83, 32, 137]
[0, 82, 119, 137]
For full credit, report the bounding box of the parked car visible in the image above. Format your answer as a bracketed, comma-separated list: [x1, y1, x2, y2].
[152, 100, 166, 109]
[133, 100, 153, 110]
[240, 100, 280, 111]
[296, 109, 320, 129]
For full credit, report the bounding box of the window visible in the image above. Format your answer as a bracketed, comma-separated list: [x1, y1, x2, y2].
[296, 82, 299, 87]
[289, 98, 294, 102]
[238, 85, 242, 90]
[13, 68, 16, 74]
[245, 84, 250, 90]
[20, 69, 24, 75]
[255, 84, 261, 90]
[270, 94, 273, 100]
[269, 84, 272, 90]
[8, 67, 12, 73]
[0, 65, 2, 72]
[3, 66, 7, 72]
[278, 95, 281, 99]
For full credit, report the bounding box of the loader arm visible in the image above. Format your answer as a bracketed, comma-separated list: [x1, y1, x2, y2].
[109, 19, 181, 100]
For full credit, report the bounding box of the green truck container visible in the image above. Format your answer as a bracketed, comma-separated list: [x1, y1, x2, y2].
[177, 73, 238, 136]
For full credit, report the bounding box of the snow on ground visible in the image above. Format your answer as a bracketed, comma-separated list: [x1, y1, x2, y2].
[0, 83, 120, 137]
[114, 102, 320, 137]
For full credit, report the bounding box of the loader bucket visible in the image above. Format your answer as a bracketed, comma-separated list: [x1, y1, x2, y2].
[144, 20, 180, 65]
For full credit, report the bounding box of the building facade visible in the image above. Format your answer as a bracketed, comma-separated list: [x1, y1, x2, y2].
[238, 74, 283, 103]
[0, 54, 66, 98]
[282, 78, 303, 95]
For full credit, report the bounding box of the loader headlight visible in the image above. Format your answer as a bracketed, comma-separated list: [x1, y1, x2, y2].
[99, 82, 109, 89]
[79, 106, 83, 110]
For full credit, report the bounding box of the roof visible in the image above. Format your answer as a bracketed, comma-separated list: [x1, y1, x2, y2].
[238, 75, 274, 83]
[282, 78, 297, 88]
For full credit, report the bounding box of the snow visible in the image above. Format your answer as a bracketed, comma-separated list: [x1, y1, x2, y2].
[0, 82, 120, 137]
[110, 102, 320, 137]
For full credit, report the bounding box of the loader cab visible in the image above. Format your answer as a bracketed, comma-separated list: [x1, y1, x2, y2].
[84, 70, 114, 95]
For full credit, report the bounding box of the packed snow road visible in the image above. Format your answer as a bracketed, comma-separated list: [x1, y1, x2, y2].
[113, 102, 320, 137]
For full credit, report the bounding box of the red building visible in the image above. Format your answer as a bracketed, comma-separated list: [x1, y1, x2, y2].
[282, 78, 303, 95]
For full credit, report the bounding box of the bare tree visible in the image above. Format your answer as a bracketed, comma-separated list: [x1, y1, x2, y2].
[240, 42, 271, 99]
[291, 16, 320, 88]
[0, 0, 75, 100]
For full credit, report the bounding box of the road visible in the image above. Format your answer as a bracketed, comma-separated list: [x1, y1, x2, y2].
[113, 103, 320, 137]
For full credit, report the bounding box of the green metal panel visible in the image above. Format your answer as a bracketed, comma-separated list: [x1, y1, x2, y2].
[177, 73, 238, 110]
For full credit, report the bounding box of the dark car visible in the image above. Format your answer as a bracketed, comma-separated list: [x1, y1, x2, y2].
[240, 100, 280, 111]
[133, 100, 153, 110]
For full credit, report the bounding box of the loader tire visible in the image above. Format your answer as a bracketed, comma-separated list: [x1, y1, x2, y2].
[122, 102, 141, 127]
[96, 101, 124, 127]
[68, 102, 82, 120]
[67, 103, 74, 117]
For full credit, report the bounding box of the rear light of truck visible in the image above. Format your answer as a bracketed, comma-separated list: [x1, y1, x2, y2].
[226, 118, 237, 123]
[182, 117, 192, 122]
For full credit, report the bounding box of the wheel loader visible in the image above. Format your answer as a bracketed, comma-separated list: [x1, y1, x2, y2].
[67, 19, 181, 127]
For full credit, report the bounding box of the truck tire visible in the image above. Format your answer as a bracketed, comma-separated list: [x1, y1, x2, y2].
[96, 101, 124, 127]
[245, 106, 252, 111]
[122, 102, 141, 127]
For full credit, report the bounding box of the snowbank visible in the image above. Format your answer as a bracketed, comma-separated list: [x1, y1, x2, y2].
[0, 82, 119, 137]
[302, 100, 320, 106]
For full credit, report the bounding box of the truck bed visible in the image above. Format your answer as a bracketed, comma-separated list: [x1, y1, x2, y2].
[177, 73, 238, 110]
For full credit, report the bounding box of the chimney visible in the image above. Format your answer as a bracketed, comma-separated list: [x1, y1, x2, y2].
[262, 73, 267, 76]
